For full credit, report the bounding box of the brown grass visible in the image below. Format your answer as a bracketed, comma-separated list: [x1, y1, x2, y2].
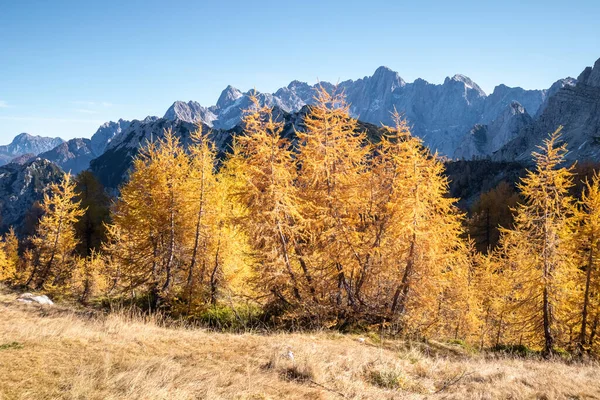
[1, 285, 599, 400]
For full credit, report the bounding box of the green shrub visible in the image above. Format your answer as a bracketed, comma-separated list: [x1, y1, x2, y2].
[196, 304, 262, 331]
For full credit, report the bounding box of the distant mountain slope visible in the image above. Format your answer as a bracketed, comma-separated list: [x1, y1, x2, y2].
[38, 138, 97, 174]
[89, 119, 131, 155]
[91, 106, 387, 190]
[91, 118, 209, 190]
[0, 133, 64, 166]
[455, 102, 533, 159]
[494, 57, 600, 162]
[0, 158, 63, 232]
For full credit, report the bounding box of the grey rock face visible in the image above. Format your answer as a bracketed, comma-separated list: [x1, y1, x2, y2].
[90, 119, 131, 155]
[0, 133, 64, 166]
[535, 77, 577, 118]
[164, 101, 217, 126]
[38, 138, 96, 174]
[495, 57, 600, 162]
[455, 102, 532, 159]
[0, 158, 63, 232]
[578, 58, 600, 87]
[487, 102, 533, 153]
[338, 66, 407, 127]
[9, 153, 37, 165]
[215, 85, 244, 110]
[482, 85, 544, 124]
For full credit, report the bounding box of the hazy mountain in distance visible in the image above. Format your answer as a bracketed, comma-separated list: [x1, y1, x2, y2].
[0, 133, 64, 166]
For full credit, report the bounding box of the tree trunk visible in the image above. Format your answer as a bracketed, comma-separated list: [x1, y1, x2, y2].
[578, 235, 594, 354]
[36, 218, 63, 289]
[542, 285, 554, 357]
[276, 221, 301, 301]
[391, 232, 416, 316]
[162, 193, 176, 294]
[210, 235, 222, 305]
[588, 313, 599, 351]
[187, 163, 207, 311]
[541, 204, 554, 358]
[335, 262, 354, 307]
[149, 239, 160, 310]
[295, 247, 318, 304]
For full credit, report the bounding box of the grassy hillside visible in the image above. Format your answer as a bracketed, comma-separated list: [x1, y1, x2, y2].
[1, 285, 599, 400]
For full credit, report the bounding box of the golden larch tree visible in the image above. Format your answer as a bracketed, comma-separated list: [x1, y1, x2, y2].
[225, 95, 315, 311]
[575, 173, 600, 354]
[493, 128, 578, 356]
[295, 86, 371, 320]
[0, 228, 18, 281]
[105, 130, 190, 308]
[377, 114, 472, 337]
[27, 173, 85, 290]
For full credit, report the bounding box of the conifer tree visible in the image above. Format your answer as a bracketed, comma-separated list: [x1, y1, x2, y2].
[468, 182, 520, 253]
[295, 86, 371, 317]
[377, 114, 471, 336]
[0, 247, 7, 281]
[182, 126, 227, 309]
[0, 228, 18, 281]
[74, 171, 111, 257]
[105, 128, 251, 311]
[575, 173, 600, 354]
[494, 128, 577, 356]
[105, 130, 189, 308]
[73, 250, 107, 304]
[226, 95, 309, 308]
[27, 173, 85, 290]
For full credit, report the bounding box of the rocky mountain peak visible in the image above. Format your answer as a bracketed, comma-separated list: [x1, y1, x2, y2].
[548, 77, 577, 93]
[287, 80, 310, 90]
[446, 74, 486, 96]
[494, 57, 600, 162]
[577, 57, 600, 87]
[455, 100, 532, 159]
[90, 119, 132, 156]
[163, 100, 216, 125]
[9, 133, 64, 149]
[216, 85, 243, 110]
[370, 66, 406, 90]
[38, 138, 95, 174]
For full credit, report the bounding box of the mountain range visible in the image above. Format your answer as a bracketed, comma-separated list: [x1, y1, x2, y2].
[156, 68, 573, 157]
[0, 133, 64, 165]
[2, 56, 600, 231]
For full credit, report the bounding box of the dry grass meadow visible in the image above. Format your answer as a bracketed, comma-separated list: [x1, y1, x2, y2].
[1, 284, 599, 400]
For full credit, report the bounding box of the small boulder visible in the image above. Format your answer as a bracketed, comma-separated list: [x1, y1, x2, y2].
[17, 293, 54, 305]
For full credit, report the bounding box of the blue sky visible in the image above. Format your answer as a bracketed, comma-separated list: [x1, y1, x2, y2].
[1, 0, 599, 143]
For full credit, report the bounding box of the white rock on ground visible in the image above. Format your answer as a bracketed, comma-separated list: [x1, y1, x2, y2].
[17, 293, 54, 305]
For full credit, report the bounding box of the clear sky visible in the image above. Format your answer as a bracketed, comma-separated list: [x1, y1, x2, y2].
[1, 0, 599, 143]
